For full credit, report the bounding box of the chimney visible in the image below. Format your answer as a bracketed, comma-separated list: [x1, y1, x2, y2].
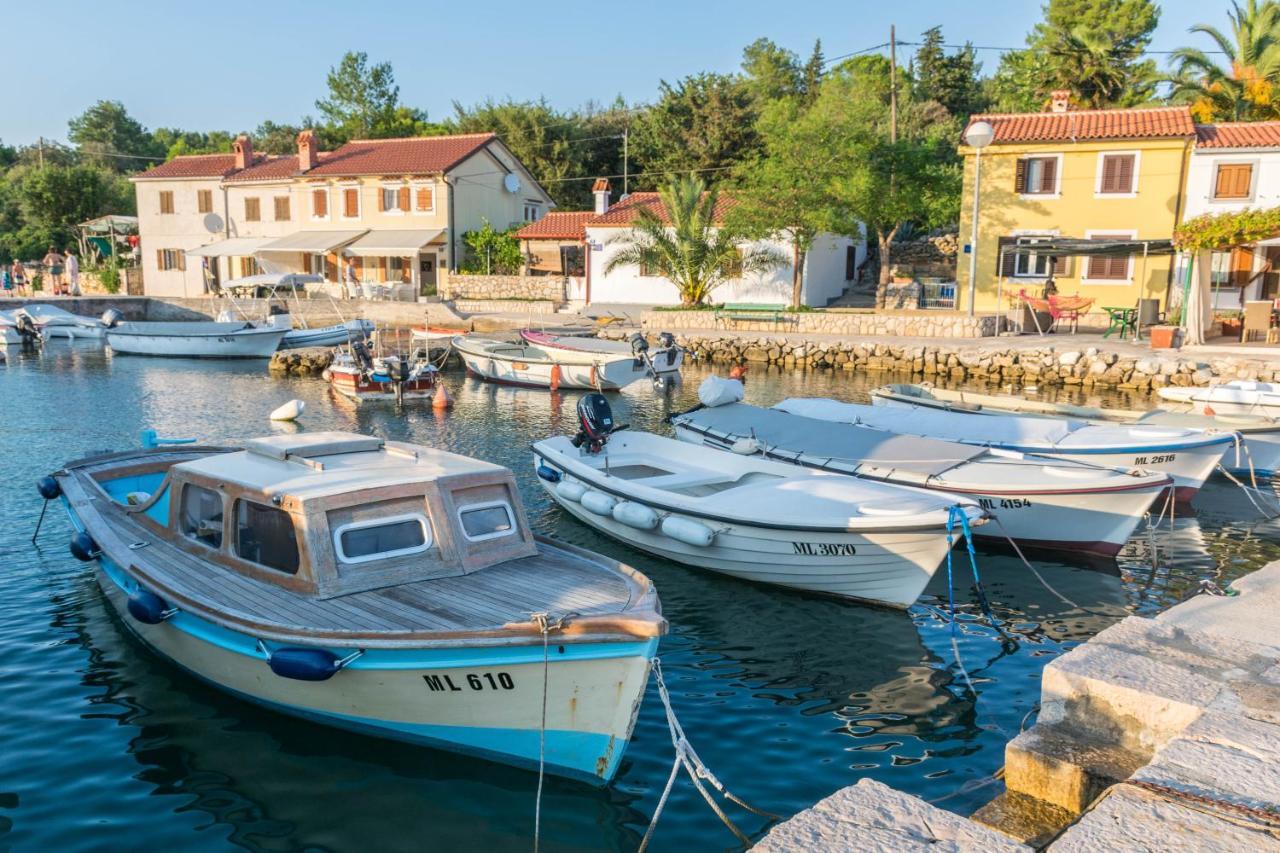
[1050, 89, 1073, 114]
[592, 178, 611, 215]
[297, 129, 318, 171]
[233, 134, 254, 170]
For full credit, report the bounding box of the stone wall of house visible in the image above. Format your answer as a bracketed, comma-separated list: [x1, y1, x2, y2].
[640, 308, 998, 338]
[440, 273, 567, 303]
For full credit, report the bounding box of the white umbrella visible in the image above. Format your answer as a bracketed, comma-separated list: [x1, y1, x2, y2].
[1183, 249, 1213, 346]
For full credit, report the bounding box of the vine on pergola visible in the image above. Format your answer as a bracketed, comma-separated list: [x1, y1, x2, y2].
[1174, 206, 1280, 251]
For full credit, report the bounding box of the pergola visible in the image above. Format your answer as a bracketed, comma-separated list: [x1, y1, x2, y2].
[77, 215, 138, 263]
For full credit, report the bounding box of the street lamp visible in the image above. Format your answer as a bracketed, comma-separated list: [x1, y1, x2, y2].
[964, 121, 995, 317]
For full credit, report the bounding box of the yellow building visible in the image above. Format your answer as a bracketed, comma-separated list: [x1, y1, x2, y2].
[957, 97, 1196, 318]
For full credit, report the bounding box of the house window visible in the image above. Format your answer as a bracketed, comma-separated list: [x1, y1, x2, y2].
[1098, 154, 1136, 195]
[1085, 233, 1133, 281]
[1015, 156, 1059, 195]
[1010, 237, 1063, 278]
[197, 189, 213, 214]
[238, 257, 260, 277]
[334, 514, 432, 564]
[561, 245, 584, 277]
[181, 484, 223, 549]
[342, 187, 360, 218]
[523, 203, 541, 222]
[158, 191, 175, 214]
[1214, 163, 1254, 200]
[312, 187, 329, 218]
[845, 246, 858, 280]
[244, 197, 261, 222]
[155, 249, 186, 271]
[234, 500, 299, 575]
[414, 184, 434, 213]
[380, 185, 408, 213]
[458, 501, 516, 542]
[273, 196, 291, 221]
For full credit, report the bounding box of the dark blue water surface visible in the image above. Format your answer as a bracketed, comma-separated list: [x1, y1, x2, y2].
[3, 342, 1279, 852]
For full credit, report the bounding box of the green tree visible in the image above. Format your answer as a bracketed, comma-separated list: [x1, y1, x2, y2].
[801, 40, 825, 103]
[252, 121, 305, 154]
[0, 164, 134, 261]
[629, 73, 759, 187]
[913, 27, 985, 118]
[1168, 0, 1280, 121]
[67, 100, 165, 171]
[741, 38, 804, 103]
[606, 175, 783, 306]
[152, 128, 236, 159]
[316, 51, 427, 141]
[459, 219, 523, 275]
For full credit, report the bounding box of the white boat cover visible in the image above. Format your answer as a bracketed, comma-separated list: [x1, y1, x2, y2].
[777, 398, 1078, 447]
[344, 229, 445, 256]
[258, 230, 367, 254]
[17, 304, 100, 326]
[186, 237, 275, 258]
[698, 376, 745, 408]
[675, 403, 985, 478]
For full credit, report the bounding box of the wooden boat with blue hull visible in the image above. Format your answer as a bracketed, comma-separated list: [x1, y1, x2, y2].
[44, 431, 664, 785]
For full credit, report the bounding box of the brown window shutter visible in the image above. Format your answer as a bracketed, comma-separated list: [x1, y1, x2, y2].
[1236, 165, 1253, 196]
[378, 188, 386, 212]
[1039, 157, 1057, 193]
[1014, 159, 1027, 193]
[178, 251, 186, 271]
[314, 189, 327, 217]
[1100, 156, 1118, 193]
[1052, 254, 1071, 277]
[998, 237, 1017, 277]
[416, 186, 432, 211]
[399, 186, 410, 211]
[1215, 166, 1231, 197]
[345, 189, 358, 217]
[156, 249, 163, 269]
[1116, 155, 1134, 193]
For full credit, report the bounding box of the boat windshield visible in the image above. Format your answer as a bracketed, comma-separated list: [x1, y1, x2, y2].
[181, 484, 223, 549]
[458, 501, 515, 542]
[234, 499, 300, 575]
[335, 514, 432, 564]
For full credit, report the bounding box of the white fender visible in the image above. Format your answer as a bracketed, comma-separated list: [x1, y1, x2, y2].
[730, 437, 761, 455]
[270, 399, 306, 421]
[581, 490, 618, 516]
[556, 481, 587, 503]
[661, 516, 716, 547]
[612, 500, 659, 531]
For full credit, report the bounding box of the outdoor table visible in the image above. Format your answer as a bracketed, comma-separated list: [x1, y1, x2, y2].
[1102, 306, 1137, 340]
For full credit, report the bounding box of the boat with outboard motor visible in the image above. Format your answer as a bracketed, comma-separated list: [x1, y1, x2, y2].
[1157, 380, 1280, 420]
[533, 393, 987, 608]
[15, 303, 108, 339]
[324, 339, 439, 404]
[520, 330, 684, 380]
[872, 383, 1280, 478]
[453, 335, 650, 391]
[41, 430, 664, 784]
[670, 379, 1173, 558]
[790, 396, 1233, 502]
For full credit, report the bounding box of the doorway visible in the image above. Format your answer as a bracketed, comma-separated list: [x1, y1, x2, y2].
[419, 254, 437, 295]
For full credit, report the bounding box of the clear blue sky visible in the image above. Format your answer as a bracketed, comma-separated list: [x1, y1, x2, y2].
[0, 0, 1229, 146]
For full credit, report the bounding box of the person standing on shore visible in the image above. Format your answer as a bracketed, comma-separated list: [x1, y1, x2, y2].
[344, 259, 357, 300]
[65, 248, 80, 296]
[42, 247, 65, 294]
[11, 260, 26, 296]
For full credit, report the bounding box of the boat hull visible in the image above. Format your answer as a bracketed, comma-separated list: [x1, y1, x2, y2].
[85, 537, 653, 785]
[519, 331, 685, 376]
[280, 321, 374, 349]
[458, 349, 645, 390]
[328, 367, 437, 403]
[1000, 445, 1221, 502]
[107, 325, 289, 358]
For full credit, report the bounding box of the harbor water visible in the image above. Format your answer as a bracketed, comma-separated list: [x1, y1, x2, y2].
[3, 342, 1279, 851]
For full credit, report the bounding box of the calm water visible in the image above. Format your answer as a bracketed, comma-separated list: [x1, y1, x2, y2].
[3, 343, 1280, 852]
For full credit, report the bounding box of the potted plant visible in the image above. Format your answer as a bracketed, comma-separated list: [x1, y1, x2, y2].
[1149, 324, 1182, 349]
[1216, 310, 1243, 338]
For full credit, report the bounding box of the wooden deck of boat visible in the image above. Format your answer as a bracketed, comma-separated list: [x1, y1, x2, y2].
[66, 471, 636, 640]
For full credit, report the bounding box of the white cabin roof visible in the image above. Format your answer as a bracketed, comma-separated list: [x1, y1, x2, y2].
[174, 431, 506, 500]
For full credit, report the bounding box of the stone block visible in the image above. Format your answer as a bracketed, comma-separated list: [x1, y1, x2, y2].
[1003, 723, 1147, 813]
[971, 791, 1075, 847]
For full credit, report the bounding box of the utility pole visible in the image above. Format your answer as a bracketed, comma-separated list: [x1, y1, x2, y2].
[889, 26, 897, 144]
[38, 137, 45, 169]
[623, 128, 630, 196]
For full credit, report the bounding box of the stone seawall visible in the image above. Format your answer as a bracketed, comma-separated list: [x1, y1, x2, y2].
[440, 273, 567, 303]
[641, 308, 999, 338]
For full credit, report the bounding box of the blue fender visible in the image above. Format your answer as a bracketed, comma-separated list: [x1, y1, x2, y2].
[127, 589, 175, 625]
[69, 531, 99, 562]
[267, 647, 343, 682]
[536, 464, 562, 483]
[36, 476, 61, 500]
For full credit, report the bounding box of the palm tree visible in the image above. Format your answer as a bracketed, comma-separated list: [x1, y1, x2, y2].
[1169, 0, 1280, 121]
[1050, 26, 1155, 108]
[603, 175, 784, 307]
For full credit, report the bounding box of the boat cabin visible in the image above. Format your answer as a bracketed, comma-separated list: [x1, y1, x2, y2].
[98, 432, 538, 598]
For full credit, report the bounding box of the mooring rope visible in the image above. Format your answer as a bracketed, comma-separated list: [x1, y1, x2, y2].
[1216, 462, 1280, 518]
[530, 611, 573, 853]
[987, 514, 1081, 610]
[943, 507, 977, 696]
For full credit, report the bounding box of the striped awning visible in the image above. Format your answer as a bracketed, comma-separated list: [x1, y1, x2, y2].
[257, 230, 367, 254]
[186, 237, 273, 257]
[343, 229, 446, 256]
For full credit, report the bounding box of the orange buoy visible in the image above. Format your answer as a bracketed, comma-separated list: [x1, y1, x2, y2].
[1204, 404, 1216, 416]
[729, 364, 749, 384]
[432, 383, 454, 409]
[550, 364, 562, 391]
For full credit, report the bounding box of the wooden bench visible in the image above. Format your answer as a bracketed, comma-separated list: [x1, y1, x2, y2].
[714, 303, 792, 327]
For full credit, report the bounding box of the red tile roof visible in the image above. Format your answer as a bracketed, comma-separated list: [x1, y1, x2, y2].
[964, 107, 1196, 145]
[1195, 122, 1280, 149]
[515, 211, 594, 240]
[303, 133, 496, 177]
[133, 154, 245, 180]
[224, 154, 303, 183]
[586, 192, 738, 227]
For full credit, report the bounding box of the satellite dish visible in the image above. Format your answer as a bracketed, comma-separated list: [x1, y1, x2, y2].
[503, 173, 521, 194]
[202, 213, 224, 233]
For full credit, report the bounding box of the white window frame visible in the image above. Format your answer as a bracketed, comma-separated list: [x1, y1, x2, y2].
[457, 500, 517, 543]
[333, 513, 432, 564]
[411, 181, 435, 216]
[1094, 150, 1141, 198]
[1210, 158, 1260, 203]
[380, 181, 407, 216]
[523, 202, 541, 222]
[1081, 228, 1138, 285]
[1018, 153, 1064, 200]
[1009, 230, 1060, 281]
[339, 182, 361, 220]
[310, 185, 330, 221]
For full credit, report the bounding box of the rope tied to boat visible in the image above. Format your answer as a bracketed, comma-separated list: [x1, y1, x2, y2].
[1215, 459, 1280, 519]
[639, 657, 779, 851]
[530, 610, 573, 853]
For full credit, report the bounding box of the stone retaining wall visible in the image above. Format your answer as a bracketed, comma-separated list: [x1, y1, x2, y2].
[641, 309, 998, 338]
[440, 273, 567, 303]
[452, 298, 559, 315]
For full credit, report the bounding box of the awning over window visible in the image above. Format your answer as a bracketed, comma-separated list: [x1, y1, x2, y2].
[186, 237, 274, 257]
[257, 230, 367, 254]
[343, 229, 446, 256]
[999, 238, 1176, 258]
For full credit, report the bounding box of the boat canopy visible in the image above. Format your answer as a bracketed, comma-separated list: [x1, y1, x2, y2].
[344, 229, 446, 256]
[187, 237, 275, 258]
[78, 214, 139, 233]
[258, 230, 367, 254]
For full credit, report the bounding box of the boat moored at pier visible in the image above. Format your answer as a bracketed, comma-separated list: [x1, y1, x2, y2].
[105, 321, 290, 358]
[454, 335, 650, 391]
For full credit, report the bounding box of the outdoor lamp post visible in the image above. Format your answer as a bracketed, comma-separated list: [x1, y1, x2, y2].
[964, 121, 995, 317]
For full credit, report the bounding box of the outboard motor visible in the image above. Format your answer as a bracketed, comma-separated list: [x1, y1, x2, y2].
[628, 332, 650, 357]
[658, 331, 676, 350]
[13, 313, 41, 348]
[572, 393, 621, 454]
[100, 308, 122, 329]
[351, 339, 375, 371]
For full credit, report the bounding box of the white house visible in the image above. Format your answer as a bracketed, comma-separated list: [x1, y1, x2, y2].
[1182, 122, 1280, 308]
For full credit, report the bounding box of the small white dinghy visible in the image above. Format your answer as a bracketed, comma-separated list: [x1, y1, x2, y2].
[874, 383, 1280, 479]
[672, 379, 1173, 558]
[534, 394, 986, 608]
[520, 330, 685, 379]
[454, 336, 649, 391]
[106, 320, 289, 358]
[795, 397, 1234, 502]
[15, 304, 108, 339]
[1158, 381, 1280, 420]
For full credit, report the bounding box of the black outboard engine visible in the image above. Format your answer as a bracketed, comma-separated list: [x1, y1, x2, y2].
[351, 339, 374, 371]
[100, 308, 122, 329]
[13, 313, 41, 348]
[572, 393, 618, 454]
[628, 332, 650, 357]
[658, 331, 676, 350]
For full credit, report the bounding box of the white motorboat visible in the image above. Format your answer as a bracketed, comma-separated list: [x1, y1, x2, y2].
[534, 395, 987, 608]
[873, 383, 1280, 479]
[0, 311, 22, 345]
[795, 397, 1234, 502]
[45, 430, 664, 784]
[325, 341, 439, 404]
[1157, 381, 1280, 420]
[106, 321, 289, 358]
[671, 394, 1172, 558]
[453, 336, 649, 391]
[280, 318, 375, 349]
[16, 303, 107, 339]
[520, 330, 685, 378]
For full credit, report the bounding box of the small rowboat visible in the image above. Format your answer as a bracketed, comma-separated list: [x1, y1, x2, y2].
[43, 431, 664, 784]
[520, 330, 685, 378]
[453, 335, 648, 391]
[795, 397, 1234, 502]
[105, 321, 289, 358]
[1158, 381, 1280, 420]
[534, 394, 987, 608]
[873, 383, 1280, 478]
[411, 325, 467, 344]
